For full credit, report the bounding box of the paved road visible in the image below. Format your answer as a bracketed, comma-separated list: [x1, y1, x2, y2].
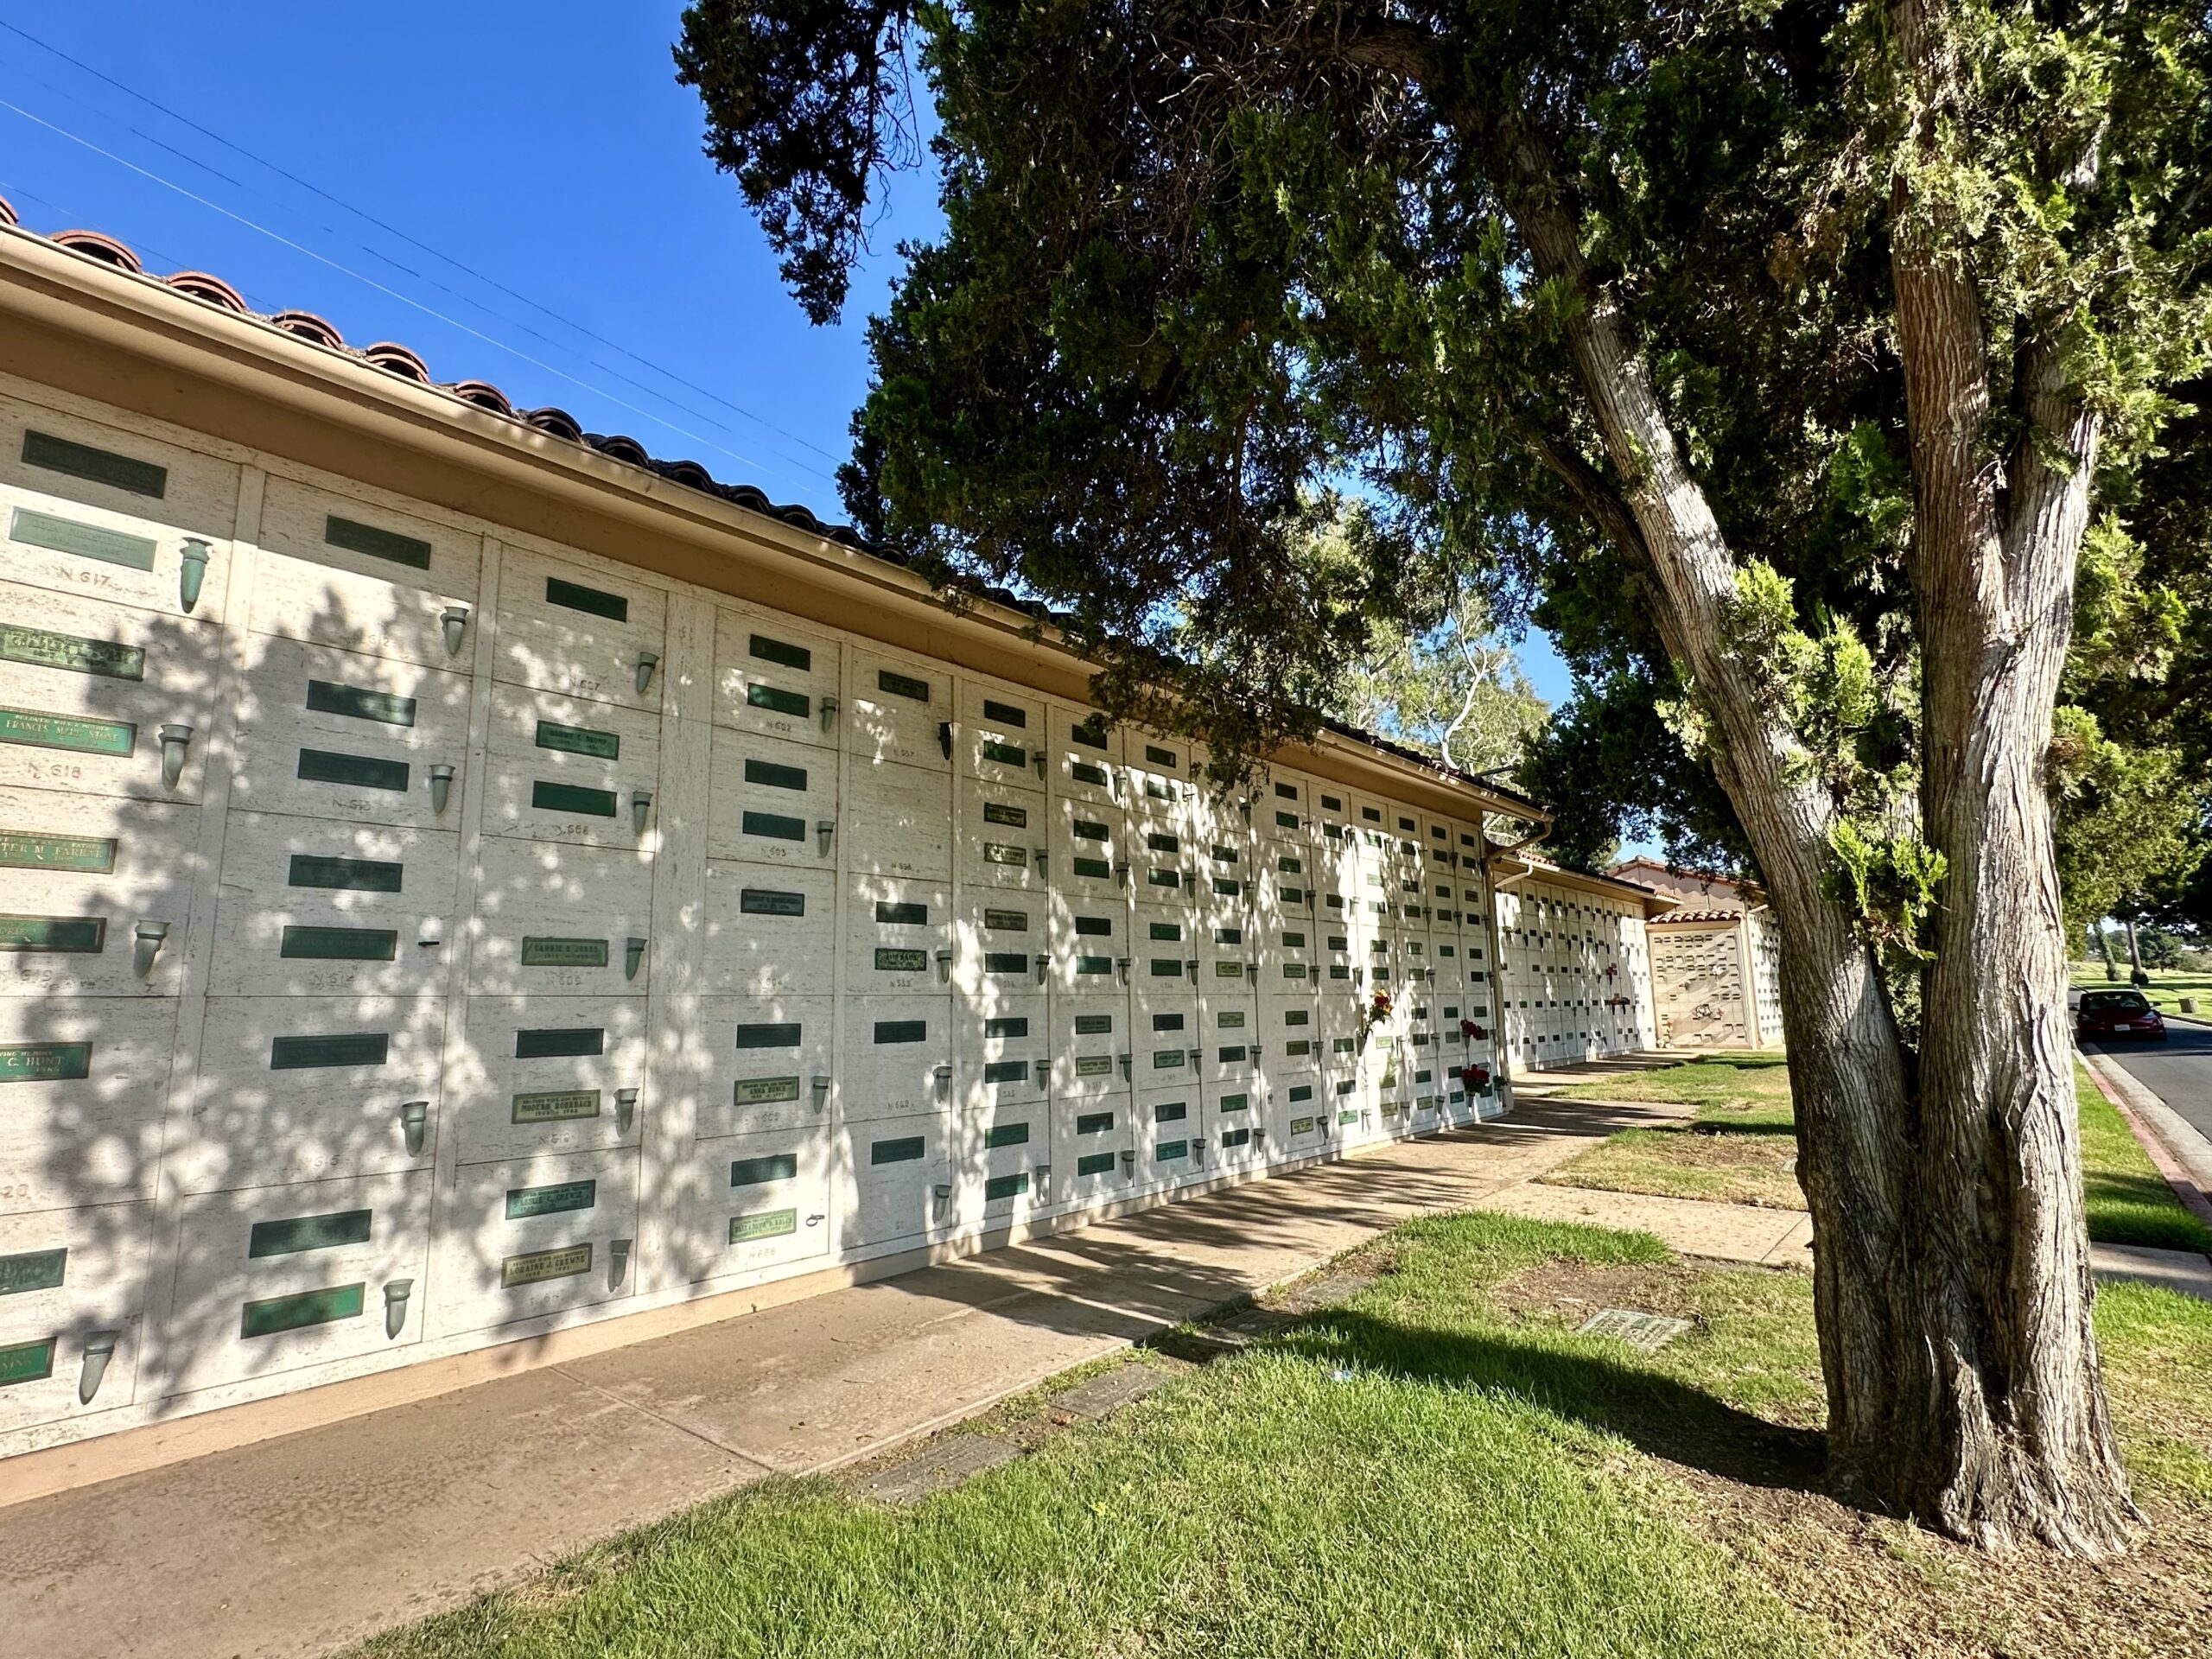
[2095, 1018, 2212, 1145]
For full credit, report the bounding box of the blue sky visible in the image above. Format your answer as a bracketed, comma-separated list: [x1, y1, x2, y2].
[0, 0, 1579, 709]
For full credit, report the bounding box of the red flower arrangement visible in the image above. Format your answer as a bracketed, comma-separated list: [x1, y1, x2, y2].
[1460, 1019, 1488, 1041]
[1462, 1064, 1492, 1090]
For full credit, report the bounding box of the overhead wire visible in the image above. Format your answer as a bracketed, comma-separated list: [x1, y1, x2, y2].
[0, 19, 855, 495]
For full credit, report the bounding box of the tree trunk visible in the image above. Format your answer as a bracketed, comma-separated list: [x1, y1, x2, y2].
[2123, 918, 2147, 986]
[1846, 0, 2136, 1553]
[1482, 4, 2136, 1546]
[2094, 923, 2119, 981]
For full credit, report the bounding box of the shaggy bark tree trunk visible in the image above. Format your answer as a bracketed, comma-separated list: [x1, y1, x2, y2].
[1481, 19, 2137, 1548]
[2094, 923, 2119, 981]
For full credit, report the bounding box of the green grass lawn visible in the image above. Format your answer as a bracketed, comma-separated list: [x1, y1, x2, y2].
[2071, 967, 2212, 1019]
[350, 1211, 2212, 1659]
[1539, 1058, 2212, 1254]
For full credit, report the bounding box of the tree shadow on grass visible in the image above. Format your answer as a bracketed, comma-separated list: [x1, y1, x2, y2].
[1274, 1305, 1828, 1496]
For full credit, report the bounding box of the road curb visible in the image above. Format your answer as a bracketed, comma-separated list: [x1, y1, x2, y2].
[2080, 1047, 2212, 1236]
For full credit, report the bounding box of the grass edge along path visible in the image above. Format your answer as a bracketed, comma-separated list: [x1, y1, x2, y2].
[348, 1213, 1829, 1659]
[1536, 1055, 2212, 1255]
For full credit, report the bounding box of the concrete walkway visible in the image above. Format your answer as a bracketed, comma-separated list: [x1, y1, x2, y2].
[0, 1095, 1669, 1659]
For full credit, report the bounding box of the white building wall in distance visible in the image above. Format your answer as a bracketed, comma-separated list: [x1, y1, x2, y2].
[0, 377, 1528, 1460]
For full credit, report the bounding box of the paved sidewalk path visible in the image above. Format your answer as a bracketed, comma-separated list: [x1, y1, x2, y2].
[0, 1097, 1663, 1659]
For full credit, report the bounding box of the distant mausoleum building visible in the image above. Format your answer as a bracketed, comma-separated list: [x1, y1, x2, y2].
[1610, 859, 1785, 1052]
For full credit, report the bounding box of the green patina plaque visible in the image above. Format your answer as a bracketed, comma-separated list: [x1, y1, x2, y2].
[1077, 1111, 1115, 1135]
[984, 1173, 1029, 1200]
[870, 1136, 925, 1166]
[874, 901, 928, 925]
[0, 1248, 67, 1296]
[0, 829, 116, 874]
[1291, 1116, 1317, 1135]
[1073, 1014, 1114, 1035]
[736, 1022, 801, 1048]
[1070, 762, 1109, 787]
[1289, 1083, 1314, 1101]
[1147, 922, 1181, 943]
[1276, 811, 1300, 830]
[288, 854, 403, 892]
[741, 809, 805, 841]
[743, 757, 807, 791]
[734, 1074, 800, 1106]
[730, 1154, 798, 1186]
[980, 740, 1026, 768]
[0, 624, 143, 681]
[1144, 743, 1177, 766]
[0, 1041, 92, 1083]
[874, 668, 930, 702]
[982, 952, 1028, 976]
[983, 1121, 1029, 1148]
[0, 1338, 57, 1386]
[746, 683, 810, 718]
[0, 705, 134, 757]
[1154, 1140, 1188, 1162]
[1152, 1013, 1184, 1031]
[739, 888, 805, 917]
[982, 908, 1028, 931]
[1071, 819, 1109, 843]
[505, 1180, 596, 1220]
[874, 947, 928, 973]
[1146, 833, 1179, 854]
[748, 633, 810, 671]
[730, 1209, 798, 1243]
[1154, 1100, 1188, 1122]
[249, 1209, 372, 1258]
[308, 680, 416, 728]
[325, 515, 431, 570]
[22, 429, 166, 497]
[1074, 954, 1113, 976]
[515, 1027, 603, 1059]
[1217, 1010, 1246, 1029]
[1286, 1041, 1313, 1058]
[535, 721, 618, 760]
[241, 1281, 363, 1338]
[1214, 963, 1243, 979]
[10, 507, 158, 572]
[544, 575, 628, 621]
[280, 925, 397, 961]
[981, 842, 1027, 867]
[1284, 1008, 1310, 1026]
[1071, 856, 1111, 880]
[519, 937, 609, 968]
[1282, 964, 1308, 981]
[501, 1244, 592, 1289]
[532, 780, 618, 818]
[1074, 1054, 1114, 1077]
[1076, 1153, 1116, 1178]
[1220, 1128, 1251, 1149]
[1338, 1109, 1361, 1125]
[1148, 958, 1181, 977]
[984, 1015, 1029, 1039]
[1153, 1050, 1183, 1069]
[1071, 720, 1108, 750]
[982, 697, 1028, 728]
[270, 1033, 388, 1070]
[1144, 780, 1172, 800]
[0, 914, 106, 953]
[512, 1089, 600, 1123]
[1073, 916, 1112, 938]
[298, 748, 409, 792]
[982, 1059, 1028, 1083]
[1220, 1094, 1249, 1113]
[1146, 869, 1180, 889]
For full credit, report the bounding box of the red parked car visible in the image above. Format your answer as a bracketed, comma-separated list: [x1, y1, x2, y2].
[2075, 989, 2168, 1043]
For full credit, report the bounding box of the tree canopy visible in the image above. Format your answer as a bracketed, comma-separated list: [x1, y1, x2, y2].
[682, 0, 2212, 1552]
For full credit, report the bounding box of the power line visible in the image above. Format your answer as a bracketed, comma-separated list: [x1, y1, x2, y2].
[0, 93, 855, 497]
[0, 17, 853, 485]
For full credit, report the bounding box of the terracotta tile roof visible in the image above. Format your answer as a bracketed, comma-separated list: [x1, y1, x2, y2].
[0, 193, 1546, 816]
[1649, 909, 1744, 925]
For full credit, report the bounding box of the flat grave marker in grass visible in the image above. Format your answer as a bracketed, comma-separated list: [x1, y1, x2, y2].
[1578, 1307, 1697, 1351]
[857, 1435, 1023, 1504]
